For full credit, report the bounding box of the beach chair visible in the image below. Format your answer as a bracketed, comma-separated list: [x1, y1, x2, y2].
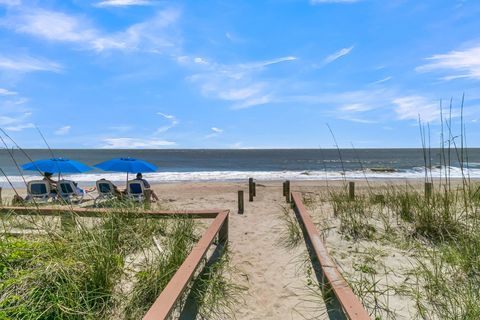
[127, 180, 145, 202]
[94, 179, 117, 206]
[26, 180, 53, 202]
[58, 180, 85, 204]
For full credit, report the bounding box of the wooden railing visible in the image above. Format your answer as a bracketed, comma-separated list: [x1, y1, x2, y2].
[290, 192, 370, 320]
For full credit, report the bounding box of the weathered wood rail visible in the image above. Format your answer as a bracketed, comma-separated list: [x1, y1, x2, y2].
[291, 192, 370, 320]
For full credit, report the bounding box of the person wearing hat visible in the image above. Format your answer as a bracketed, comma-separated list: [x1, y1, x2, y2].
[134, 173, 159, 202]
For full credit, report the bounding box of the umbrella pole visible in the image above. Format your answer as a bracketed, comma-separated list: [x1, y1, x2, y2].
[126, 172, 129, 189]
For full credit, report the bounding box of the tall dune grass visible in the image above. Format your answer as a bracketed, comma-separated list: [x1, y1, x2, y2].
[0, 207, 235, 319]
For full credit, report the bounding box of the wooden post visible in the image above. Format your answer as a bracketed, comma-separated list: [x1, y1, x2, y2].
[285, 180, 291, 203]
[425, 182, 432, 200]
[249, 178, 254, 202]
[238, 190, 244, 214]
[253, 182, 256, 197]
[282, 181, 286, 196]
[0, 187, 2, 206]
[218, 213, 229, 246]
[348, 181, 355, 200]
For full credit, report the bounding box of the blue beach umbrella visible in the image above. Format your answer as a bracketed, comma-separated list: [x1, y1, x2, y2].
[22, 158, 92, 173]
[94, 157, 157, 174]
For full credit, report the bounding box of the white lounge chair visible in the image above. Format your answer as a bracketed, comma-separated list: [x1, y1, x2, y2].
[58, 180, 85, 204]
[94, 179, 117, 206]
[127, 180, 145, 202]
[26, 180, 53, 202]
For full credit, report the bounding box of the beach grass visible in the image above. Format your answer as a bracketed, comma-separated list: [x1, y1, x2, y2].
[277, 204, 303, 249]
[0, 206, 236, 319]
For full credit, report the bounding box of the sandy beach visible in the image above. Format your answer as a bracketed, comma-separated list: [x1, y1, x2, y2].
[2, 178, 450, 319]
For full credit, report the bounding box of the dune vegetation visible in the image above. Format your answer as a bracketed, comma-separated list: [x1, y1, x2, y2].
[0, 206, 237, 319]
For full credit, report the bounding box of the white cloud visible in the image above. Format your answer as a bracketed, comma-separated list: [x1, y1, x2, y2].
[95, 0, 153, 7]
[323, 46, 354, 65]
[4, 123, 34, 131]
[0, 88, 17, 95]
[392, 96, 441, 122]
[311, 0, 360, 3]
[340, 103, 373, 112]
[217, 83, 265, 101]
[246, 56, 297, 68]
[0, 111, 33, 131]
[205, 127, 224, 139]
[194, 57, 209, 65]
[0, 0, 21, 6]
[416, 46, 480, 80]
[157, 112, 175, 120]
[289, 89, 452, 124]
[54, 125, 71, 135]
[1, 7, 180, 52]
[8, 9, 96, 43]
[0, 55, 61, 72]
[337, 116, 377, 124]
[370, 76, 393, 85]
[102, 137, 175, 148]
[0, 115, 18, 125]
[232, 95, 272, 109]
[185, 55, 296, 109]
[156, 112, 178, 133]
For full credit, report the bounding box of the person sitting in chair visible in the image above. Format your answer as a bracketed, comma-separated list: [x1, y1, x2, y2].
[98, 178, 123, 198]
[134, 173, 159, 202]
[43, 172, 57, 195]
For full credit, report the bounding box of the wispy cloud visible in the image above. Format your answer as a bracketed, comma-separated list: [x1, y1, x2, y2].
[323, 46, 354, 65]
[337, 116, 377, 124]
[101, 137, 175, 148]
[287, 89, 451, 124]
[7, 9, 95, 43]
[245, 56, 297, 68]
[184, 55, 296, 109]
[416, 46, 480, 80]
[0, 115, 19, 126]
[370, 76, 393, 85]
[54, 125, 71, 135]
[0, 88, 17, 95]
[0, 110, 34, 131]
[1, 7, 181, 52]
[205, 126, 224, 139]
[232, 95, 272, 109]
[95, 0, 153, 7]
[156, 112, 178, 134]
[0, 55, 61, 72]
[392, 96, 441, 122]
[0, 0, 21, 6]
[340, 103, 374, 112]
[4, 123, 34, 131]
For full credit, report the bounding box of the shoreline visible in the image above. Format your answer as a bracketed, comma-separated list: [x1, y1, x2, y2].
[0, 178, 473, 199]
[1, 172, 479, 190]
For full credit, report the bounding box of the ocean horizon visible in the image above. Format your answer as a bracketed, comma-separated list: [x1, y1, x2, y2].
[2, 148, 480, 188]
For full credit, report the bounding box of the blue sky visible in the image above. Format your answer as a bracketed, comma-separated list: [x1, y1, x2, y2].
[0, 0, 479, 149]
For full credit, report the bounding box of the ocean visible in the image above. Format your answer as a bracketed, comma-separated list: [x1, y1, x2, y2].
[1, 148, 480, 188]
